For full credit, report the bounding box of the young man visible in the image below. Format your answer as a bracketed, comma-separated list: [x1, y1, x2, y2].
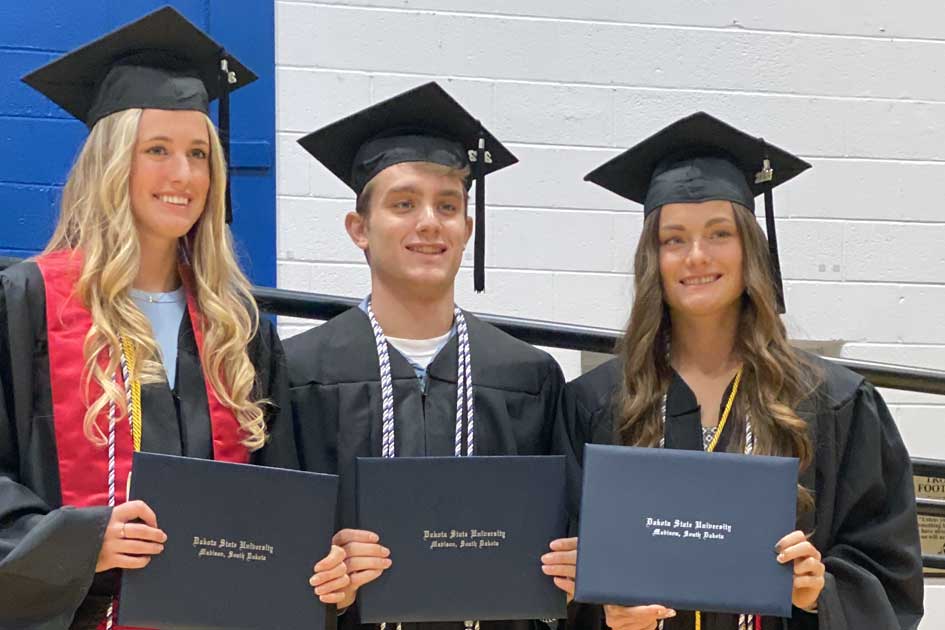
[287, 83, 574, 629]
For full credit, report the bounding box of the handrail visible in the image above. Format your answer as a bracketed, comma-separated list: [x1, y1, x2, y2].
[253, 285, 945, 396]
[252, 285, 623, 354]
[917, 498, 945, 519]
[912, 458, 945, 480]
[924, 555, 945, 571]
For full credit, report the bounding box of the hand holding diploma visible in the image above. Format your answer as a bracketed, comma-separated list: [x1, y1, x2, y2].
[603, 604, 677, 630]
[541, 537, 578, 602]
[96, 500, 166, 572]
[310, 544, 348, 604]
[776, 530, 825, 612]
[310, 529, 392, 609]
[545, 536, 677, 630]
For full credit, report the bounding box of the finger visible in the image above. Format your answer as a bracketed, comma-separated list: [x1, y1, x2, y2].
[542, 564, 576, 579]
[549, 537, 578, 551]
[604, 604, 671, 621]
[112, 553, 152, 570]
[605, 615, 646, 630]
[121, 523, 168, 543]
[348, 569, 385, 589]
[317, 590, 349, 605]
[345, 556, 392, 573]
[342, 542, 391, 558]
[541, 550, 577, 566]
[124, 500, 159, 528]
[314, 545, 346, 572]
[775, 530, 807, 553]
[333, 529, 380, 546]
[645, 605, 677, 619]
[552, 577, 575, 596]
[628, 605, 676, 620]
[310, 561, 349, 586]
[115, 540, 165, 556]
[313, 574, 351, 596]
[793, 556, 825, 576]
[794, 575, 826, 590]
[778, 541, 820, 564]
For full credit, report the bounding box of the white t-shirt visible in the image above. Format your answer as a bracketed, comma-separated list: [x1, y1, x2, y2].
[385, 330, 453, 373]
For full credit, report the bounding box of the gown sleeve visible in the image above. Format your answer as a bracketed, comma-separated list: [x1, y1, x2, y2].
[250, 318, 301, 471]
[557, 368, 617, 630]
[558, 360, 619, 526]
[815, 381, 924, 630]
[0, 270, 111, 629]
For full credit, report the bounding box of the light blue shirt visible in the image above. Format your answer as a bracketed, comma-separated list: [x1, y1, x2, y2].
[130, 287, 187, 388]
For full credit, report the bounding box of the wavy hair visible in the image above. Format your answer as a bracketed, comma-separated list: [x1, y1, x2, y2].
[44, 108, 267, 450]
[614, 203, 817, 513]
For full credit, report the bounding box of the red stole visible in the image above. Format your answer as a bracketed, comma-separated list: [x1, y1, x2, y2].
[36, 250, 250, 627]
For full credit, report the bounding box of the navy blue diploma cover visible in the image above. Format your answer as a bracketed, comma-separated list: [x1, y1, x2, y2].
[575, 445, 798, 617]
[355, 456, 568, 623]
[119, 452, 338, 630]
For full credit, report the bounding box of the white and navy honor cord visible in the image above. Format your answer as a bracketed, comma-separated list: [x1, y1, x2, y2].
[367, 300, 480, 630]
[104, 344, 134, 630]
[657, 395, 757, 630]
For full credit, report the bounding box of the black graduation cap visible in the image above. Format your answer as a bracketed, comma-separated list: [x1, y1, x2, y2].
[297, 82, 518, 292]
[585, 112, 812, 313]
[21, 5, 256, 223]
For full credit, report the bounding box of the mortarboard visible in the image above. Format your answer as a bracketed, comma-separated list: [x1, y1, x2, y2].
[22, 5, 256, 223]
[585, 112, 812, 313]
[297, 82, 518, 293]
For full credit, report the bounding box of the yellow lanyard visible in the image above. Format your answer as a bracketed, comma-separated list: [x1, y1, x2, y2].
[120, 337, 143, 452]
[695, 367, 743, 630]
[704, 367, 743, 454]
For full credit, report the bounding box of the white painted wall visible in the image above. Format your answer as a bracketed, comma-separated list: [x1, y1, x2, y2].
[274, 2, 945, 622]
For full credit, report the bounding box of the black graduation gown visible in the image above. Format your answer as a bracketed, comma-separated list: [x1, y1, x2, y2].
[0, 260, 298, 630]
[562, 355, 924, 630]
[286, 306, 567, 630]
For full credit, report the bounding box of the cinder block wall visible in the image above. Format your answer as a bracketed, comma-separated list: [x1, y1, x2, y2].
[275, 2, 945, 620]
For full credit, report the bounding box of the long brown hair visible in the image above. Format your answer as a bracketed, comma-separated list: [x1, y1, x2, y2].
[614, 202, 817, 512]
[45, 108, 268, 450]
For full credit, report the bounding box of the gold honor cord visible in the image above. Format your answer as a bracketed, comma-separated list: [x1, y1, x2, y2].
[695, 366, 743, 630]
[120, 337, 143, 452]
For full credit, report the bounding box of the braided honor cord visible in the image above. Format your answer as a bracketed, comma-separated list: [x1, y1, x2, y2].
[367, 301, 477, 630]
[104, 337, 141, 629]
[368, 301, 397, 459]
[367, 301, 475, 459]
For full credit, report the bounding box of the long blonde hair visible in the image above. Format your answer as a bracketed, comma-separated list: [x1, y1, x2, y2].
[614, 203, 817, 512]
[44, 108, 267, 450]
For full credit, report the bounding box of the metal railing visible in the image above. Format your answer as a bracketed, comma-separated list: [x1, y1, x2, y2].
[255, 285, 945, 396]
[4, 256, 945, 569]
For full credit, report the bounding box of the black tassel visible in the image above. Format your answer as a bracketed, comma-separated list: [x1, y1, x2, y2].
[764, 186, 785, 313]
[219, 54, 233, 224]
[473, 129, 486, 293]
[758, 139, 785, 313]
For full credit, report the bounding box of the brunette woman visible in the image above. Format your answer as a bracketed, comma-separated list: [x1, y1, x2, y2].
[542, 113, 923, 630]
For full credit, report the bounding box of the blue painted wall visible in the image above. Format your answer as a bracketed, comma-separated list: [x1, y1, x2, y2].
[0, 0, 276, 287]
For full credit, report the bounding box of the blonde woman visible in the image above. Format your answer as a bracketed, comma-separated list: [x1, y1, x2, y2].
[0, 9, 312, 630]
[543, 114, 923, 630]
